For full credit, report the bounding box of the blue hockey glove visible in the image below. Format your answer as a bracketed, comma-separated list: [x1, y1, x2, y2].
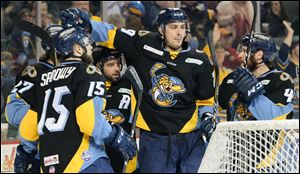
[60, 7, 91, 33]
[105, 124, 137, 161]
[201, 112, 220, 141]
[14, 144, 36, 173]
[233, 67, 266, 103]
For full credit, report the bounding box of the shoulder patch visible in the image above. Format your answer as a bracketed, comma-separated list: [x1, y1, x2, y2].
[138, 30, 151, 37]
[21, 66, 37, 78]
[185, 58, 203, 66]
[86, 65, 102, 75]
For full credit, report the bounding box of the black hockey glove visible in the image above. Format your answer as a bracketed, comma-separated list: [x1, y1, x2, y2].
[233, 67, 266, 104]
[105, 124, 137, 161]
[14, 144, 36, 173]
[60, 7, 91, 33]
[201, 112, 220, 141]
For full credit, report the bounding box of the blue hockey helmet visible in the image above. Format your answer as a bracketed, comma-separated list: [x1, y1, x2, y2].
[127, 1, 145, 17]
[42, 24, 63, 52]
[156, 8, 189, 26]
[55, 27, 94, 57]
[239, 32, 278, 63]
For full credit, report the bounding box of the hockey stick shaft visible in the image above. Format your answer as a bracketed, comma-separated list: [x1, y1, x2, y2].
[232, 1, 257, 121]
[16, 20, 58, 66]
[244, 1, 257, 68]
[122, 66, 143, 173]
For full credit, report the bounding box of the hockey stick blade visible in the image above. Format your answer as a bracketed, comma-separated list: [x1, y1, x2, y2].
[122, 66, 143, 173]
[16, 20, 58, 66]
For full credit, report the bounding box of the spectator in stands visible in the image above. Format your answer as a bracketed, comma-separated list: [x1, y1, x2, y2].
[124, 1, 145, 30]
[72, 1, 90, 12]
[262, 1, 289, 37]
[107, 14, 126, 28]
[216, 1, 254, 48]
[141, 1, 176, 31]
[72, 1, 102, 22]
[10, 8, 35, 69]
[215, 42, 232, 85]
[181, 1, 211, 50]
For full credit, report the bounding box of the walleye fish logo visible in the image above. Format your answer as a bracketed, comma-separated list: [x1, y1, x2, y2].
[103, 109, 125, 124]
[149, 63, 186, 107]
[229, 93, 254, 120]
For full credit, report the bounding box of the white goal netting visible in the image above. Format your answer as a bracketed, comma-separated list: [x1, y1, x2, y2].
[198, 120, 299, 173]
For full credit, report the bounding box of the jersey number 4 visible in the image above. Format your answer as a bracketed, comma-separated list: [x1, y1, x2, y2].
[38, 86, 71, 134]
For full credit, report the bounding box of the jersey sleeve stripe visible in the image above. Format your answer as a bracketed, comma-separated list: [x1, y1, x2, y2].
[75, 97, 112, 145]
[19, 109, 39, 141]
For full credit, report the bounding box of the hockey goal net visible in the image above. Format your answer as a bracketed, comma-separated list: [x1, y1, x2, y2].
[198, 120, 299, 173]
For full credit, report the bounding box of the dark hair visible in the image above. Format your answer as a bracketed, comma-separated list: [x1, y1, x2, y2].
[269, 1, 289, 20]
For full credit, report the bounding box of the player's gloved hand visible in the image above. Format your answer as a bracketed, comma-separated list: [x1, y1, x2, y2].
[60, 7, 91, 33]
[14, 144, 36, 173]
[233, 67, 266, 103]
[201, 112, 220, 141]
[105, 124, 137, 161]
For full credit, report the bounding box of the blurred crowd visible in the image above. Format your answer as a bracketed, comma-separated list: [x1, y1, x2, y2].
[1, 1, 299, 140]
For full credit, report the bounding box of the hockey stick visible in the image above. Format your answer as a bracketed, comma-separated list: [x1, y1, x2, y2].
[203, 6, 219, 118]
[232, 1, 257, 121]
[16, 20, 58, 66]
[122, 66, 143, 173]
[244, 1, 257, 68]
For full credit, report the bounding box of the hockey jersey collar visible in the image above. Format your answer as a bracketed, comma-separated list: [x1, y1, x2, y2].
[39, 60, 54, 68]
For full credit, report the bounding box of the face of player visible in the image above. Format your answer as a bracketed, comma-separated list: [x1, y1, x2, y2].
[81, 43, 94, 64]
[103, 58, 122, 82]
[163, 22, 187, 50]
[238, 45, 264, 71]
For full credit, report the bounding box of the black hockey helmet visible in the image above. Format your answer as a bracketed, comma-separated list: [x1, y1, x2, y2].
[92, 46, 122, 70]
[238, 32, 278, 63]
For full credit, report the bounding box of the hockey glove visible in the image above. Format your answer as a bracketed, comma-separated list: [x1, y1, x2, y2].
[14, 144, 36, 173]
[233, 67, 266, 103]
[105, 124, 137, 161]
[201, 112, 220, 141]
[60, 7, 91, 33]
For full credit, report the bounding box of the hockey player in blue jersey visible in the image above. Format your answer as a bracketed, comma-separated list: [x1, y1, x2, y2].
[218, 32, 294, 171]
[5, 24, 63, 173]
[93, 47, 138, 173]
[15, 27, 137, 173]
[60, 7, 219, 172]
[219, 32, 294, 121]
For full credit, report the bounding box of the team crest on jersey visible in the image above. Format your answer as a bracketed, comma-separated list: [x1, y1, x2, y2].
[229, 93, 253, 120]
[21, 65, 37, 78]
[86, 65, 102, 75]
[103, 109, 125, 124]
[149, 63, 186, 107]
